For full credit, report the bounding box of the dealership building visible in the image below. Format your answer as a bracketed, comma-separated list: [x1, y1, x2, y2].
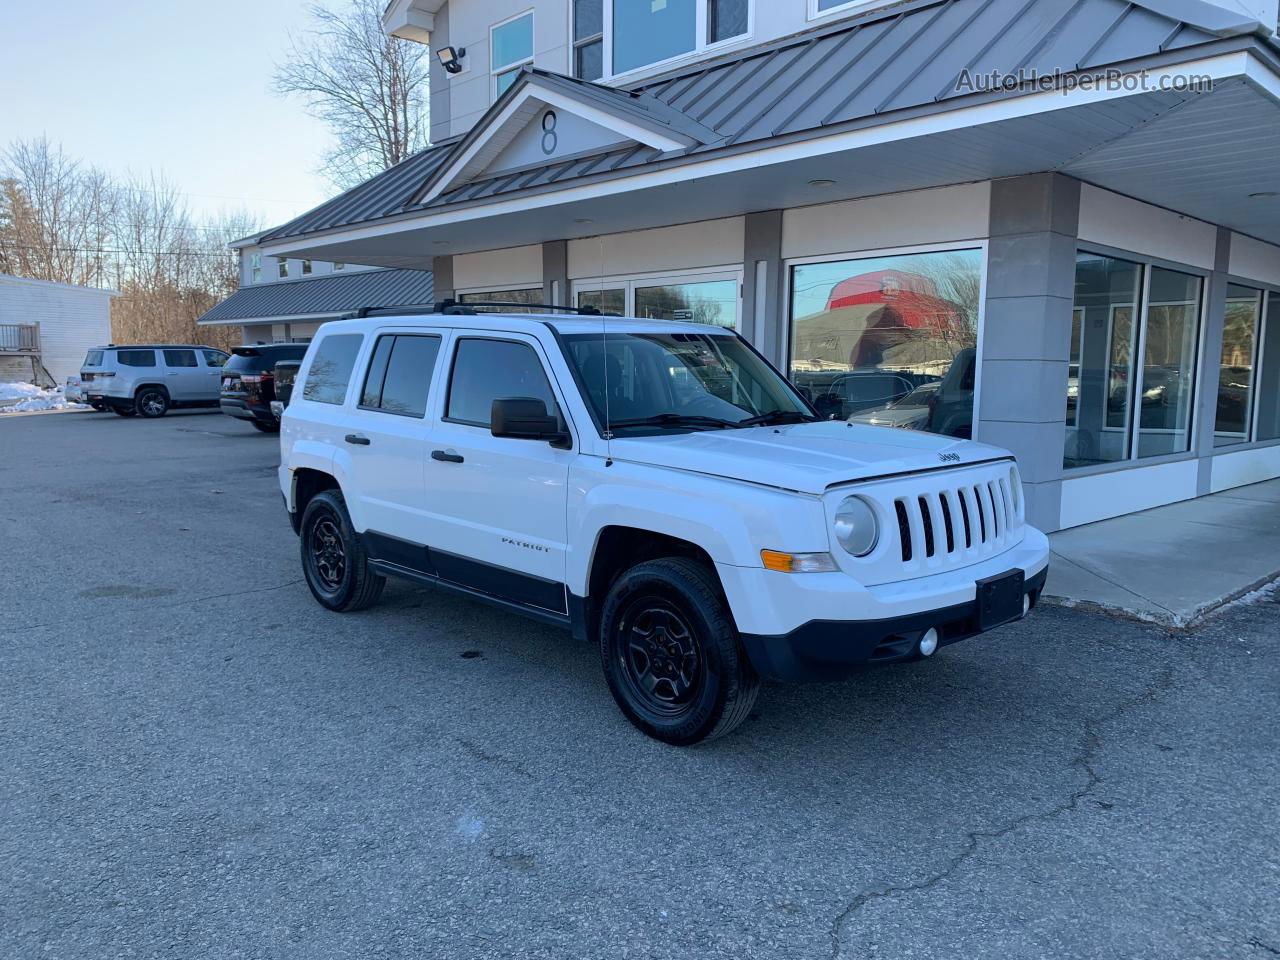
[233, 0, 1280, 533]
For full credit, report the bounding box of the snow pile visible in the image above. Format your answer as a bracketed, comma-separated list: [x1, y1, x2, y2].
[0, 382, 91, 414]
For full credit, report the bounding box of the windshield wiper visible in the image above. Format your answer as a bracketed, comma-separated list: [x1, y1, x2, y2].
[607, 413, 738, 431]
[736, 409, 820, 427]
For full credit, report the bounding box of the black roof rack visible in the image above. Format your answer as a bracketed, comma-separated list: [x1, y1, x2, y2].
[349, 299, 601, 320]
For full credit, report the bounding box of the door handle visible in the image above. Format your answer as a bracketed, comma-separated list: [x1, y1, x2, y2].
[345, 434, 371, 446]
[431, 449, 464, 463]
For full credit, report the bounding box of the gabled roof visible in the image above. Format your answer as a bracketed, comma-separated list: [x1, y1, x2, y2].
[260, 0, 1272, 246]
[198, 268, 434, 325]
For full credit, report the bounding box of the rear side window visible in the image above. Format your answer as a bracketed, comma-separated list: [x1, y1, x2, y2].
[360, 334, 442, 418]
[446, 338, 556, 427]
[303, 334, 363, 405]
[163, 349, 198, 367]
[202, 350, 228, 368]
[115, 350, 156, 368]
[84, 350, 104, 367]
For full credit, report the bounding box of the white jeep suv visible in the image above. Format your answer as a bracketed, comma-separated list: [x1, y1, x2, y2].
[279, 305, 1050, 745]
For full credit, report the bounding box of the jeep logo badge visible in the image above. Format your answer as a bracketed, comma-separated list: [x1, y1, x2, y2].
[939, 452, 961, 463]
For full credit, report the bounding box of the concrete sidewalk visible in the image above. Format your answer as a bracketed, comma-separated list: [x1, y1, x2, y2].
[1043, 478, 1280, 627]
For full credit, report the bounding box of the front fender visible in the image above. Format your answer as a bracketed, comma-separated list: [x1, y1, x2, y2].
[566, 458, 829, 595]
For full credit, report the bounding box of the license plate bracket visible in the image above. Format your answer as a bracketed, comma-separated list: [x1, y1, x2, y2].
[976, 569, 1025, 631]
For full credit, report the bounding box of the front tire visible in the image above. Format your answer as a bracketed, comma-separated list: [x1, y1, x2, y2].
[135, 387, 169, 418]
[299, 490, 385, 612]
[599, 558, 759, 745]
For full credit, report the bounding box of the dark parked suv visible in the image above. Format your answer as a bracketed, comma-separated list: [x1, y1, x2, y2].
[219, 344, 309, 432]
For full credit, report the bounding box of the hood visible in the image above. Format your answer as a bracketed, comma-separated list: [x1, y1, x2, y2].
[607, 421, 1009, 494]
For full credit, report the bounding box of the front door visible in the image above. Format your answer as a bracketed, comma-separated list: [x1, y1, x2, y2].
[424, 332, 574, 614]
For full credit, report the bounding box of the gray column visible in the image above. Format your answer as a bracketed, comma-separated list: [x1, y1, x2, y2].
[977, 173, 1081, 533]
[742, 210, 784, 365]
[1195, 228, 1233, 494]
[542, 240, 569, 307]
[431, 254, 455, 303]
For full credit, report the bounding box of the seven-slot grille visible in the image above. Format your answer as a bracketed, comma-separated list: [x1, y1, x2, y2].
[893, 474, 1017, 564]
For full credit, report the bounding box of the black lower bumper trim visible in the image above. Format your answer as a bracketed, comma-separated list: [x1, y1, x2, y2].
[740, 566, 1049, 682]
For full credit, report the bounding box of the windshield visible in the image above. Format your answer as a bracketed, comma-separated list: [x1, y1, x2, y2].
[562, 331, 812, 433]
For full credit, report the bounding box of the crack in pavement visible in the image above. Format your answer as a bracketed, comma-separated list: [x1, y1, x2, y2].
[12, 579, 305, 632]
[828, 663, 1180, 959]
[1250, 937, 1280, 956]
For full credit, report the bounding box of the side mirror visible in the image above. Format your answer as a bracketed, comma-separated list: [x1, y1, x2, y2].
[491, 397, 570, 448]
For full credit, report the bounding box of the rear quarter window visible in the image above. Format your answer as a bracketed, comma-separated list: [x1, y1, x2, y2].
[302, 334, 364, 405]
[115, 350, 156, 368]
[84, 350, 104, 367]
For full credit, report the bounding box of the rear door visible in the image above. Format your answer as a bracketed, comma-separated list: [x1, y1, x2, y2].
[200, 350, 229, 398]
[340, 330, 447, 557]
[162, 349, 203, 400]
[423, 331, 574, 614]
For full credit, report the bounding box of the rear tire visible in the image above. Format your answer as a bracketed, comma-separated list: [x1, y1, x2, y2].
[250, 419, 280, 433]
[300, 490, 385, 612]
[599, 557, 759, 746]
[135, 387, 169, 418]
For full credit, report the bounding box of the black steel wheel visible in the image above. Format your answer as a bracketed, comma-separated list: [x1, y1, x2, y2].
[299, 489, 385, 612]
[600, 558, 759, 745]
[135, 387, 169, 418]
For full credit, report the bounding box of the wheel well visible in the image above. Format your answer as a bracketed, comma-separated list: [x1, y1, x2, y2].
[134, 383, 168, 397]
[580, 526, 723, 640]
[291, 469, 340, 534]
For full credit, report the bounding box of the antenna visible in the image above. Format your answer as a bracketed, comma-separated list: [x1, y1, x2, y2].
[599, 235, 613, 467]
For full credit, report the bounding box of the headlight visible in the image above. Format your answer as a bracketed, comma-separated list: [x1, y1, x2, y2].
[834, 496, 879, 557]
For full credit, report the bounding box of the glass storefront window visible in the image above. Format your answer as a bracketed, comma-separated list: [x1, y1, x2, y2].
[789, 249, 981, 438]
[1256, 294, 1280, 442]
[458, 288, 546, 313]
[1215, 284, 1264, 446]
[1135, 267, 1201, 459]
[1065, 254, 1142, 468]
[576, 288, 626, 315]
[635, 279, 737, 327]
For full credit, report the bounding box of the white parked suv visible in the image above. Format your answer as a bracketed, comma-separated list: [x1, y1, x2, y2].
[81, 344, 230, 417]
[280, 305, 1050, 745]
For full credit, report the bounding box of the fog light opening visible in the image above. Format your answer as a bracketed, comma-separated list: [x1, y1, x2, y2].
[918, 628, 940, 657]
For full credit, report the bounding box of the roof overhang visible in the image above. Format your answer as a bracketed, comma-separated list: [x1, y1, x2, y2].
[261, 47, 1280, 264]
[381, 0, 441, 44]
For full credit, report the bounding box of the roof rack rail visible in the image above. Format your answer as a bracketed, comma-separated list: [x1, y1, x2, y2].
[350, 299, 602, 319]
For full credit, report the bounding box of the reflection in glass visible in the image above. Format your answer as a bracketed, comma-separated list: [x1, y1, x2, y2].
[1215, 284, 1263, 446]
[1064, 254, 1142, 468]
[1257, 294, 1280, 441]
[635, 279, 737, 327]
[613, 0, 696, 74]
[577, 287, 626, 315]
[789, 249, 981, 438]
[459, 288, 547, 313]
[1136, 267, 1201, 459]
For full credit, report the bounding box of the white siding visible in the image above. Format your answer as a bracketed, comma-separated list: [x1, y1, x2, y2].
[0, 275, 115, 384]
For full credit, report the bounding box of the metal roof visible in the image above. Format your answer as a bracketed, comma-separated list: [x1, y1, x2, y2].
[197, 268, 434, 325]
[259, 0, 1269, 245]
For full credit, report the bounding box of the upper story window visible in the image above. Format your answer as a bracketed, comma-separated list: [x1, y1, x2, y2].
[302, 260, 313, 276]
[492, 11, 534, 98]
[809, 0, 881, 18]
[575, 0, 750, 82]
[334, 262, 346, 271]
[250, 253, 262, 284]
[278, 259, 289, 279]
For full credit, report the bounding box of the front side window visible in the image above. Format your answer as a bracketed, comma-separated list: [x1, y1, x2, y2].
[115, 349, 156, 368]
[302, 334, 363, 405]
[447, 338, 557, 426]
[163, 349, 198, 368]
[492, 12, 534, 97]
[789, 249, 981, 436]
[202, 350, 229, 368]
[1215, 284, 1264, 446]
[564, 331, 808, 433]
[360, 334, 442, 418]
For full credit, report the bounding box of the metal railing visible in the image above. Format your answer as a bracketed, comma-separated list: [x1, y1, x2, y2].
[0, 323, 40, 353]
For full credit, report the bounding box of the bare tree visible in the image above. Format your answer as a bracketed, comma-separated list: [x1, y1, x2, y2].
[275, 0, 431, 189]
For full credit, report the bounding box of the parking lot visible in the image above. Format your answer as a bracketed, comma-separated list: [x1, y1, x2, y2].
[2, 409, 1278, 959]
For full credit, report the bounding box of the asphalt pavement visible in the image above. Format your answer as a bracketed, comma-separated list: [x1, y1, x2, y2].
[1, 409, 1277, 959]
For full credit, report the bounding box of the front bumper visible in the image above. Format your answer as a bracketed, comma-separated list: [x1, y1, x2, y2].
[719, 529, 1051, 681]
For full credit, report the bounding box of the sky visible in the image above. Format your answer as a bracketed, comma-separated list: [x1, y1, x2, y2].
[3, 0, 342, 231]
